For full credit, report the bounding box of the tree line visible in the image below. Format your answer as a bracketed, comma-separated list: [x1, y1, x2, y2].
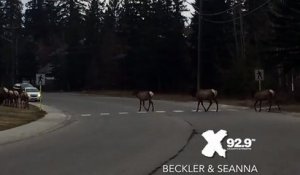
[0, 0, 299, 97]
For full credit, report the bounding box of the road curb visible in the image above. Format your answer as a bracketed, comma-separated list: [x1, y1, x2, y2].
[0, 103, 71, 146]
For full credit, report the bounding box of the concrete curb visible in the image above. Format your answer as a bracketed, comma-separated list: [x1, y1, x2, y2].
[0, 103, 71, 145]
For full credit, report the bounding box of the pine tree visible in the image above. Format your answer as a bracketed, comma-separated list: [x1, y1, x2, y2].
[190, 0, 232, 90]
[84, 0, 105, 89]
[0, 0, 5, 84]
[85, 0, 104, 46]
[269, 0, 300, 70]
[2, 0, 22, 84]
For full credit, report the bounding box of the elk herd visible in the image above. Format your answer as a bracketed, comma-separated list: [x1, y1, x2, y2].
[0, 87, 29, 109]
[135, 89, 281, 113]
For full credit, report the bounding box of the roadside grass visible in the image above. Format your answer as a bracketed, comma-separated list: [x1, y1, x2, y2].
[83, 90, 300, 113]
[0, 105, 46, 131]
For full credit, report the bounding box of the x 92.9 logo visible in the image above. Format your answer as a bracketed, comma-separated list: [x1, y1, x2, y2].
[226, 138, 256, 150]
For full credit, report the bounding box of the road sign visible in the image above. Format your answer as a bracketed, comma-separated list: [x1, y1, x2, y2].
[255, 69, 264, 81]
[36, 74, 46, 86]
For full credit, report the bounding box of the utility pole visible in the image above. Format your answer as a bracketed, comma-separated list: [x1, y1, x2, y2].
[239, 1, 246, 60]
[197, 0, 203, 90]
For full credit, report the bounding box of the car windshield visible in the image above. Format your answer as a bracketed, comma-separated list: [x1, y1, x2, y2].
[26, 89, 39, 92]
[21, 83, 33, 88]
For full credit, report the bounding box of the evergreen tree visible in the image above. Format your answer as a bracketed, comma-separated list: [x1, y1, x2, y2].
[53, 0, 88, 90]
[190, 0, 232, 91]
[0, 0, 5, 84]
[269, 0, 300, 70]
[2, 0, 22, 85]
[84, 0, 105, 89]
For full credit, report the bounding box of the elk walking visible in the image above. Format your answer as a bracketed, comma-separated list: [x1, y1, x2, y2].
[254, 89, 280, 112]
[0, 87, 9, 106]
[195, 89, 218, 112]
[134, 91, 154, 112]
[20, 91, 29, 109]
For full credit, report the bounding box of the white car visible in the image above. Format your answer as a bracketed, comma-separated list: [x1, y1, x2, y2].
[24, 87, 41, 102]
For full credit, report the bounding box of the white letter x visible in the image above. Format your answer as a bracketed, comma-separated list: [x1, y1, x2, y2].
[202, 130, 227, 158]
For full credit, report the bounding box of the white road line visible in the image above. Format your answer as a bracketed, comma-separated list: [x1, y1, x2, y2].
[209, 109, 221, 112]
[119, 112, 129, 115]
[173, 110, 184, 113]
[81, 114, 91, 117]
[155, 111, 166, 113]
[100, 113, 110, 116]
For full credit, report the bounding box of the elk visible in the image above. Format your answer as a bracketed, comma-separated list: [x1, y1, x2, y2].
[20, 91, 29, 109]
[8, 90, 14, 107]
[195, 89, 218, 112]
[0, 87, 9, 106]
[12, 90, 20, 108]
[254, 89, 280, 112]
[134, 91, 154, 112]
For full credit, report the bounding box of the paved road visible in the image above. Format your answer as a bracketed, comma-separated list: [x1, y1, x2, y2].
[0, 93, 299, 175]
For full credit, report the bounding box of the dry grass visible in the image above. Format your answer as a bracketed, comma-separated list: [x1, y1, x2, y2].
[0, 105, 46, 131]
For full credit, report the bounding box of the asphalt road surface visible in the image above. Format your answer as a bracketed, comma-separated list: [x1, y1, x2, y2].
[0, 93, 300, 175]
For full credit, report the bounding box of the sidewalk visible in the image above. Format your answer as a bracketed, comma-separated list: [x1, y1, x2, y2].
[0, 104, 71, 145]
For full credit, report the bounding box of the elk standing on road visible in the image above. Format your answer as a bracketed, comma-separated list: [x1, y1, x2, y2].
[0, 87, 9, 106]
[12, 90, 20, 108]
[134, 91, 154, 112]
[195, 89, 218, 112]
[20, 91, 29, 109]
[254, 89, 280, 112]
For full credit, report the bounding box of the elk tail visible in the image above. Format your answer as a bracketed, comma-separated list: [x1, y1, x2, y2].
[211, 89, 218, 97]
[149, 91, 154, 97]
[269, 89, 275, 97]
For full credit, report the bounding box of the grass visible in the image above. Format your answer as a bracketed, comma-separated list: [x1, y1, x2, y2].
[83, 90, 300, 113]
[0, 105, 46, 131]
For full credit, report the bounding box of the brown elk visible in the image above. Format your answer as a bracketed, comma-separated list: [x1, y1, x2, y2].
[12, 90, 20, 108]
[134, 91, 154, 112]
[254, 89, 280, 112]
[20, 91, 29, 109]
[8, 90, 14, 107]
[0, 87, 9, 106]
[195, 89, 218, 112]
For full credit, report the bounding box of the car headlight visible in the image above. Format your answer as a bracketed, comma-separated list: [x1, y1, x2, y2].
[38, 93, 41, 97]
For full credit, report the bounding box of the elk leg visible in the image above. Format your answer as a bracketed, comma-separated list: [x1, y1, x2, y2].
[139, 100, 142, 111]
[143, 101, 148, 111]
[206, 100, 213, 112]
[254, 100, 258, 112]
[259, 100, 262, 112]
[145, 100, 150, 111]
[277, 103, 281, 112]
[201, 101, 207, 112]
[268, 99, 272, 112]
[196, 100, 200, 112]
[214, 99, 219, 112]
[149, 99, 154, 112]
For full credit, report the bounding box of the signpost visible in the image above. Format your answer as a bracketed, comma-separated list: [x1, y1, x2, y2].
[36, 74, 45, 110]
[255, 69, 264, 91]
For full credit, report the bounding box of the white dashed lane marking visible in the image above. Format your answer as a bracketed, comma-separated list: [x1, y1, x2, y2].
[173, 110, 184, 113]
[88, 108, 241, 117]
[155, 111, 166, 113]
[119, 112, 129, 115]
[81, 114, 91, 117]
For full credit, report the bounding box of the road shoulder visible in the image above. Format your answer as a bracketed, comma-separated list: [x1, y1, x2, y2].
[0, 104, 71, 145]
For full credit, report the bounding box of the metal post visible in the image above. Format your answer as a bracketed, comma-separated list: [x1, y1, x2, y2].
[197, 0, 203, 90]
[39, 84, 42, 111]
[239, 2, 246, 60]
